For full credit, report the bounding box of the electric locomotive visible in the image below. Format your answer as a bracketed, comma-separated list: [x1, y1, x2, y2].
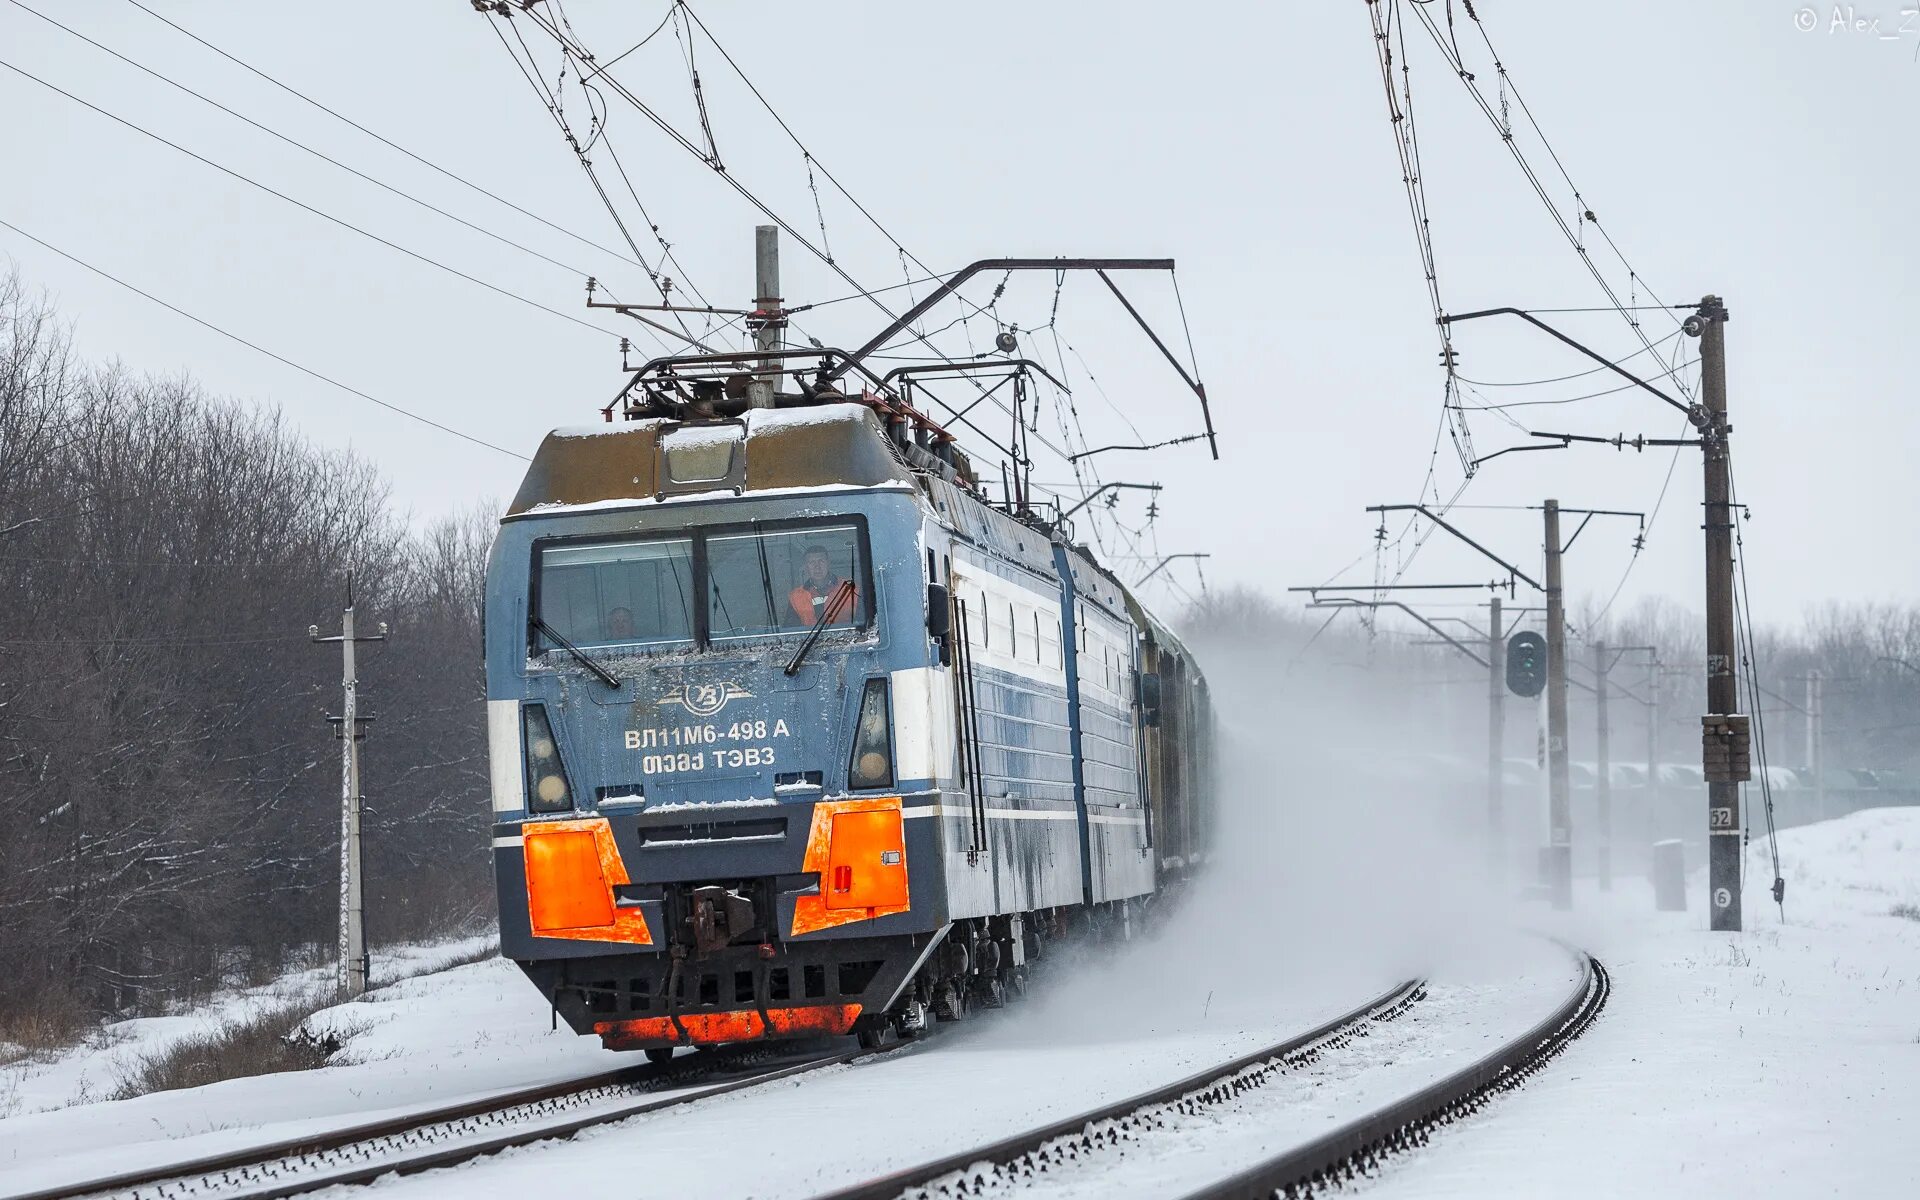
[484, 354, 1213, 1056]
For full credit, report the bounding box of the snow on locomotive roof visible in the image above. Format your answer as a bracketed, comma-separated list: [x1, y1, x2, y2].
[519, 481, 911, 516]
[508, 403, 914, 517]
[546, 404, 871, 442]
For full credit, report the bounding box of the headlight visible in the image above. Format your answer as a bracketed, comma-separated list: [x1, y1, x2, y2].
[848, 678, 894, 789]
[523, 704, 573, 814]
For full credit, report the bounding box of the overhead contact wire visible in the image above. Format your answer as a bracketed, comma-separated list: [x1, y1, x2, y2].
[0, 58, 624, 344]
[0, 217, 530, 461]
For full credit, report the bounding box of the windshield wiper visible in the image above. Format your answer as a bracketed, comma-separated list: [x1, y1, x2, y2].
[785, 580, 855, 677]
[531, 615, 620, 689]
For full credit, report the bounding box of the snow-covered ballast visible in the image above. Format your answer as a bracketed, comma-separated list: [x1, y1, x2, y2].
[484, 402, 1210, 1054]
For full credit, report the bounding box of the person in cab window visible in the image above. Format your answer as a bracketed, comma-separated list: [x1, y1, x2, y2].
[788, 544, 859, 626]
[605, 606, 636, 641]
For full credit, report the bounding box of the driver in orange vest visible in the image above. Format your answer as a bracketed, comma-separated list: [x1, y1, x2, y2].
[788, 544, 858, 626]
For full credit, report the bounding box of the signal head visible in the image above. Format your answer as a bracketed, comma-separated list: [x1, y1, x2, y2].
[1505, 630, 1549, 698]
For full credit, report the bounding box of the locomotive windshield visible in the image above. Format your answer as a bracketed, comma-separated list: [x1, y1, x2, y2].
[531, 519, 870, 656]
[536, 537, 697, 651]
[707, 523, 864, 641]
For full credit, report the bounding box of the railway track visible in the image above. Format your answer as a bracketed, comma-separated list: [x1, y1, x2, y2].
[11, 1039, 900, 1200]
[1185, 948, 1609, 1199]
[815, 946, 1607, 1200]
[810, 975, 1430, 1200]
[17, 950, 1604, 1200]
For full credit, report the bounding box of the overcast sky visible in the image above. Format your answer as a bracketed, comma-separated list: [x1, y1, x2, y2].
[4, 1, 1914, 632]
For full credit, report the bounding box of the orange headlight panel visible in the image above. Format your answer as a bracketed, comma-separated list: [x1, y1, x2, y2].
[826, 808, 909, 910]
[525, 829, 615, 932]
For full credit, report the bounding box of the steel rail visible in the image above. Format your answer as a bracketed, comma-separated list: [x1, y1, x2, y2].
[14, 1041, 894, 1200]
[1181, 947, 1610, 1199]
[808, 976, 1428, 1200]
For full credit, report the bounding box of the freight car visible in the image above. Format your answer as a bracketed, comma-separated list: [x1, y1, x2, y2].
[484, 359, 1213, 1056]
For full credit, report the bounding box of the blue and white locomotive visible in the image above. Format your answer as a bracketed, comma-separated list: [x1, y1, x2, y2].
[484, 356, 1213, 1055]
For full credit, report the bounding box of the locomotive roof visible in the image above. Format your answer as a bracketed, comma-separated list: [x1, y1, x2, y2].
[505, 403, 914, 517]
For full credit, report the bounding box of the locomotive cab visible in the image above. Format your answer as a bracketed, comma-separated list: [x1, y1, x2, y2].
[487, 406, 964, 1051]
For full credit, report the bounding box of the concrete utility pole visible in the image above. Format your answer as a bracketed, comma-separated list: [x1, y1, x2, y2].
[1543, 500, 1572, 910]
[748, 224, 782, 409]
[310, 576, 386, 997]
[1646, 654, 1660, 805]
[1487, 597, 1505, 862]
[1697, 296, 1745, 932]
[1808, 669, 1824, 812]
[1438, 298, 1751, 922]
[1594, 639, 1612, 892]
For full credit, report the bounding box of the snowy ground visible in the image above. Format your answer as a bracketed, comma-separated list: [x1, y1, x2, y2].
[0, 937, 499, 1119]
[1366, 807, 1920, 1199]
[4, 810, 1916, 1199]
[0, 938, 652, 1194]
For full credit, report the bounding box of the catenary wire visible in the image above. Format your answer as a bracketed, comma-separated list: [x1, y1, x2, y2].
[485, 13, 714, 351]
[9, 0, 619, 288]
[0, 216, 530, 461]
[1728, 450, 1785, 912]
[514, 7, 1079, 461]
[657, 2, 1150, 471]
[1460, 358, 1699, 410]
[120, 0, 654, 272]
[1406, 0, 1688, 395]
[1455, 326, 1684, 387]
[0, 58, 627, 345]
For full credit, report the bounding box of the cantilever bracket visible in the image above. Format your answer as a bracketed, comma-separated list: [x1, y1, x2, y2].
[1442, 306, 1703, 425]
[1365, 504, 1543, 593]
[1307, 598, 1490, 668]
[820, 258, 1219, 461]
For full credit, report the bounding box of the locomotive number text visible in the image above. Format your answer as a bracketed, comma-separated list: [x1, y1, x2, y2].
[625, 718, 791, 751]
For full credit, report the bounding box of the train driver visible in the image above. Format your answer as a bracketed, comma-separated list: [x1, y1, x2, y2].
[788, 544, 858, 627]
[605, 606, 636, 641]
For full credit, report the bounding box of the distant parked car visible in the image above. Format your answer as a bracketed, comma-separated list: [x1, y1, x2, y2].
[1658, 763, 1706, 788]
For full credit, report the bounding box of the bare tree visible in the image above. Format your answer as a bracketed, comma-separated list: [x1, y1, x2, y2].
[0, 276, 494, 1031]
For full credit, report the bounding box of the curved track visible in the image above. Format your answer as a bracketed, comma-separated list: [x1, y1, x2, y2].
[1185, 949, 1609, 1199]
[11, 1040, 894, 1200]
[815, 947, 1606, 1200]
[809, 975, 1430, 1200]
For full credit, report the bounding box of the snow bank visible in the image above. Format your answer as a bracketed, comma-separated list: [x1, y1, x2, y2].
[0, 936, 493, 1119]
[0, 940, 650, 1194]
[1366, 806, 1920, 1198]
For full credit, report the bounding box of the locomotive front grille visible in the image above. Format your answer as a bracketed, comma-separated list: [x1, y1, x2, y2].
[634, 817, 788, 845]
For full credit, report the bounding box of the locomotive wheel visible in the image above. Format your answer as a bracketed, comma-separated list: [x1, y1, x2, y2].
[976, 976, 1008, 1009]
[856, 1021, 899, 1050]
[933, 981, 969, 1022]
[896, 997, 931, 1040]
[644, 1047, 675, 1065]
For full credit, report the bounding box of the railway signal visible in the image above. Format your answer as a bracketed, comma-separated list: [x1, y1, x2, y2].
[1505, 631, 1547, 697]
